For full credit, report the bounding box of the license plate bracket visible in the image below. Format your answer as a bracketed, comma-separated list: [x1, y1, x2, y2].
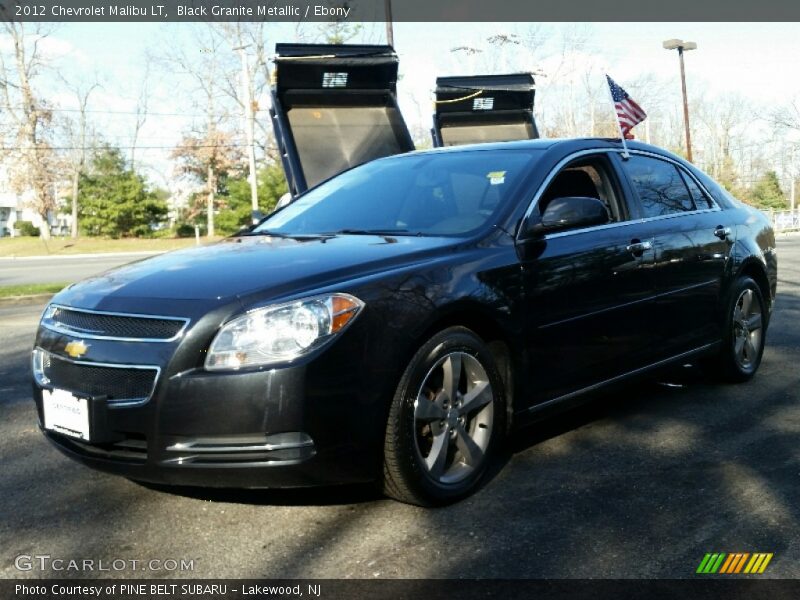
[42, 388, 91, 441]
[42, 390, 121, 443]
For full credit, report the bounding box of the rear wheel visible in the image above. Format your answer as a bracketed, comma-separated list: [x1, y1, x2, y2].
[382, 327, 505, 506]
[708, 276, 767, 382]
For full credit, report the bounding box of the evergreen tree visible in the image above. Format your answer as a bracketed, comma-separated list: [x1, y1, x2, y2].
[215, 164, 288, 235]
[750, 170, 788, 210]
[78, 147, 168, 237]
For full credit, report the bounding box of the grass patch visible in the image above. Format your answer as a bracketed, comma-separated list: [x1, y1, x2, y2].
[0, 236, 221, 258]
[0, 282, 69, 298]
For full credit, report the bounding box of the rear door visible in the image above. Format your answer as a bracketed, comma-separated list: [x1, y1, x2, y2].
[618, 153, 731, 356]
[517, 151, 661, 403]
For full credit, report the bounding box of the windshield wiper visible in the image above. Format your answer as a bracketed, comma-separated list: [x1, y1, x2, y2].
[239, 230, 332, 239]
[239, 229, 290, 238]
[331, 228, 412, 236]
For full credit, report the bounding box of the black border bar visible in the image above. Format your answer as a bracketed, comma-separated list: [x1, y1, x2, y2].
[5, 579, 800, 600]
[0, 0, 798, 22]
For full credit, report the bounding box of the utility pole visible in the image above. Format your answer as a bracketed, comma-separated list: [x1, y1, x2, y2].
[384, 0, 394, 47]
[663, 39, 697, 162]
[789, 144, 796, 216]
[71, 108, 85, 238]
[66, 81, 98, 239]
[206, 90, 215, 239]
[234, 44, 260, 224]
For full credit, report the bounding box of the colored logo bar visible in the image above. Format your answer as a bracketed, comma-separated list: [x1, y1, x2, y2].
[696, 553, 773, 574]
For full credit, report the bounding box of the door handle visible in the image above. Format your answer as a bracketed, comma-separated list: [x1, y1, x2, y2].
[714, 225, 732, 240]
[626, 239, 653, 255]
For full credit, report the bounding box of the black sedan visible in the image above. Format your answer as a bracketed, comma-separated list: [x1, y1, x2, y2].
[32, 138, 777, 506]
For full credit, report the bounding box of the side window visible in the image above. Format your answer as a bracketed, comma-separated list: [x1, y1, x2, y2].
[679, 168, 713, 209]
[623, 155, 696, 218]
[538, 156, 625, 223]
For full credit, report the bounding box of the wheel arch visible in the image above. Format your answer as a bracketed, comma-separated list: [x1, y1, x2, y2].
[735, 257, 773, 317]
[410, 304, 520, 434]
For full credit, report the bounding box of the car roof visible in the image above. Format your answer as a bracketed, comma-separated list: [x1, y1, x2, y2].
[405, 137, 675, 158]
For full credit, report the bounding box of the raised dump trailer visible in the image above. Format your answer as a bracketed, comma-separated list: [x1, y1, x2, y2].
[269, 43, 415, 196]
[432, 73, 539, 147]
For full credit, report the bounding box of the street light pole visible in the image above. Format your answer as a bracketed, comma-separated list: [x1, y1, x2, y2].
[663, 38, 697, 162]
[677, 46, 693, 163]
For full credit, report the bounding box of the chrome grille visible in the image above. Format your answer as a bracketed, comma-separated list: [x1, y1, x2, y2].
[43, 305, 187, 341]
[34, 349, 159, 405]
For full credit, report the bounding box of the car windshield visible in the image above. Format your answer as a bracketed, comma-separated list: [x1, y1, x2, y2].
[254, 149, 542, 237]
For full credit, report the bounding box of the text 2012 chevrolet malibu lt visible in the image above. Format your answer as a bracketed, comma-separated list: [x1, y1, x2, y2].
[32, 139, 777, 505]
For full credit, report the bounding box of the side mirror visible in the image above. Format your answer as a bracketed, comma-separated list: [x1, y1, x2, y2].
[528, 196, 609, 235]
[275, 192, 293, 210]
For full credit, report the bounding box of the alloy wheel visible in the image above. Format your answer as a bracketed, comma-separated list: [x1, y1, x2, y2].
[732, 288, 763, 372]
[413, 352, 494, 484]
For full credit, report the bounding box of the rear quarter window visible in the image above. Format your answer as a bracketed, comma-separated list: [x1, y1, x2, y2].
[679, 169, 713, 209]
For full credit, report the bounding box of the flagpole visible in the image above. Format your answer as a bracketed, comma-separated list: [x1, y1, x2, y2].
[615, 115, 631, 160]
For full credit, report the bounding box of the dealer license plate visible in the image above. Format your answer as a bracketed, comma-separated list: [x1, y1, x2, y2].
[42, 388, 90, 441]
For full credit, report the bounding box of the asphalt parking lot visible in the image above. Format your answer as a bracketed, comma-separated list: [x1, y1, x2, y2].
[2, 236, 799, 579]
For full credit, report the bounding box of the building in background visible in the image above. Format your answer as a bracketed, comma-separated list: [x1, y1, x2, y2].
[0, 169, 72, 237]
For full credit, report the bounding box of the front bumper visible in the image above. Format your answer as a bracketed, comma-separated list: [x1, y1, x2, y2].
[32, 308, 388, 489]
[40, 428, 368, 489]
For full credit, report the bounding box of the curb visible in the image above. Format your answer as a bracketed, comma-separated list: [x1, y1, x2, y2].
[0, 250, 165, 261]
[0, 293, 54, 307]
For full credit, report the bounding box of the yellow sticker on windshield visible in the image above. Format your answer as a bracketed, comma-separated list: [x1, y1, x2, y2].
[487, 171, 506, 185]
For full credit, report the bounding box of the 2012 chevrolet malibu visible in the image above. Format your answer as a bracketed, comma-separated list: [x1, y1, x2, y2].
[32, 139, 778, 505]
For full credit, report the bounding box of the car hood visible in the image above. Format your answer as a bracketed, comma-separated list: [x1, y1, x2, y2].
[53, 234, 461, 315]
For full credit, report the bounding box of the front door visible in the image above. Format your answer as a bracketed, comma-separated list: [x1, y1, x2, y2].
[517, 152, 660, 404]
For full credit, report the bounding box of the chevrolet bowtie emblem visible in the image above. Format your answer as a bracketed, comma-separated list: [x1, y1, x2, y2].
[64, 340, 89, 359]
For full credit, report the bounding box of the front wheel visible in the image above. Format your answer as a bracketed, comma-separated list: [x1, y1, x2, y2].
[382, 327, 506, 506]
[708, 276, 767, 382]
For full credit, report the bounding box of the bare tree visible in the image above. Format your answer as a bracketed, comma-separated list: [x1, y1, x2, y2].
[130, 59, 151, 170]
[171, 129, 243, 236]
[769, 98, 800, 132]
[694, 93, 754, 182]
[162, 25, 234, 237]
[517, 25, 589, 137]
[0, 23, 62, 239]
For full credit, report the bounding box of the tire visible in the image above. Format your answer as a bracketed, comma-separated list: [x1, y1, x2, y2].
[707, 276, 767, 383]
[382, 327, 506, 506]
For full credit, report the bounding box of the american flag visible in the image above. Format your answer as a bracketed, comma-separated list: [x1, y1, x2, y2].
[606, 75, 647, 136]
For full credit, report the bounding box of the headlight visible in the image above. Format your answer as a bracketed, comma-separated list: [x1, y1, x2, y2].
[205, 293, 364, 370]
[32, 348, 50, 386]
